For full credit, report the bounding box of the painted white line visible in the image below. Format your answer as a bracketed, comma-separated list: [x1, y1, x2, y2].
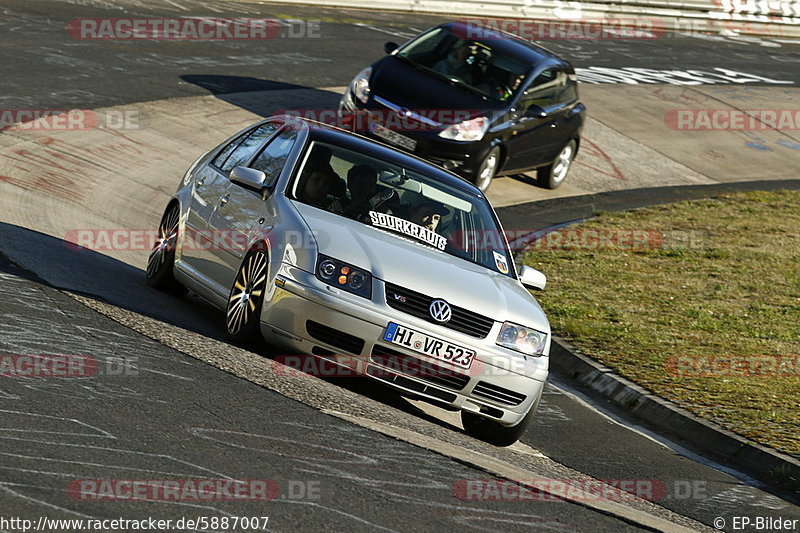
[353, 22, 415, 39]
[547, 377, 766, 488]
[162, 0, 190, 12]
[323, 409, 700, 533]
[199, 1, 225, 13]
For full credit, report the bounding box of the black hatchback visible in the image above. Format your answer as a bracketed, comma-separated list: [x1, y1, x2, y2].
[339, 21, 586, 191]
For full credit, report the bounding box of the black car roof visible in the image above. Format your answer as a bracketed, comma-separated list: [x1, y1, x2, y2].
[441, 21, 568, 70]
[300, 121, 483, 197]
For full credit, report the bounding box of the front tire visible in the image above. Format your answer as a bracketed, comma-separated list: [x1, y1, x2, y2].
[537, 139, 576, 189]
[461, 389, 542, 446]
[473, 146, 501, 192]
[226, 249, 268, 344]
[146, 204, 186, 295]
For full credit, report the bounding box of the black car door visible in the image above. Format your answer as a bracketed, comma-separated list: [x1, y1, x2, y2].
[501, 69, 573, 172]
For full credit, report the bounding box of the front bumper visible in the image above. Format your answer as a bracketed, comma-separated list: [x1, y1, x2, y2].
[261, 262, 548, 426]
[339, 92, 493, 181]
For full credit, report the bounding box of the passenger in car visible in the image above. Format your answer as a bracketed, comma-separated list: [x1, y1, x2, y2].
[298, 168, 340, 210]
[479, 67, 524, 101]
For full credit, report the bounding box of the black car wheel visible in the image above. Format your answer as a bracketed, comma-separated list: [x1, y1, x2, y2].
[474, 147, 501, 192]
[146, 204, 186, 295]
[537, 139, 576, 189]
[226, 249, 268, 343]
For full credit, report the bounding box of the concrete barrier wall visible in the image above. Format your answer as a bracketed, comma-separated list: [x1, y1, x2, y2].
[263, 0, 800, 37]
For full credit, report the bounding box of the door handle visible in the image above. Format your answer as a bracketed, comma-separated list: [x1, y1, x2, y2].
[196, 178, 205, 187]
[219, 194, 230, 206]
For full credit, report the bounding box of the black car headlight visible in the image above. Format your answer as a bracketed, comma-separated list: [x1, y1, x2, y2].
[349, 67, 371, 104]
[438, 115, 489, 142]
[316, 255, 372, 299]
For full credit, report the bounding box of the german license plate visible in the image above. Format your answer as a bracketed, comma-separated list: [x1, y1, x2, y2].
[370, 121, 417, 151]
[383, 322, 475, 369]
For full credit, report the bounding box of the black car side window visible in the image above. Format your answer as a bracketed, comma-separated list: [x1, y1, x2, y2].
[522, 69, 561, 109]
[213, 122, 280, 173]
[250, 127, 298, 186]
[557, 72, 579, 104]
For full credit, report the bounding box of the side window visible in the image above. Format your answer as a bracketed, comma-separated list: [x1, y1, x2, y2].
[250, 127, 298, 185]
[211, 131, 249, 170]
[522, 69, 562, 108]
[214, 122, 280, 173]
[557, 72, 579, 104]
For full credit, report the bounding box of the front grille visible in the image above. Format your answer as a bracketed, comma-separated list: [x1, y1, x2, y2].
[472, 381, 527, 407]
[384, 282, 495, 338]
[371, 345, 471, 391]
[306, 321, 364, 355]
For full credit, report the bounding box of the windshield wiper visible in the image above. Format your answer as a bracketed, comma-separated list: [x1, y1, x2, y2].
[395, 55, 489, 101]
[444, 76, 490, 100]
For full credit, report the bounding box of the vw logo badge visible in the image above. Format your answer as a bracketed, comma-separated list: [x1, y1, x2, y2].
[429, 299, 452, 323]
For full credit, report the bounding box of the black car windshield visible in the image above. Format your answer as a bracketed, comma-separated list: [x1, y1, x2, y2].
[290, 141, 515, 278]
[395, 27, 530, 102]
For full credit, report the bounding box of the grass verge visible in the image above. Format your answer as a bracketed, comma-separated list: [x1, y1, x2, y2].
[522, 190, 800, 456]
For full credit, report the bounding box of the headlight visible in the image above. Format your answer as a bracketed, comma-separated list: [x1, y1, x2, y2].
[349, 67, 372, 105]
[496, 321, 548, 357]
[315, 255, 372, 299]
[438, 116, 488, 142]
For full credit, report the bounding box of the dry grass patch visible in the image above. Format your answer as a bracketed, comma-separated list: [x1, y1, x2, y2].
[523, 190, 800, 456]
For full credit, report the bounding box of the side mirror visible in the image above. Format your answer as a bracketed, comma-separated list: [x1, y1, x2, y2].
[230, 166, 268, 193]
[384, 41, 399, 54]
[519, 265, 546, 291]
[525, 105, 547, 119]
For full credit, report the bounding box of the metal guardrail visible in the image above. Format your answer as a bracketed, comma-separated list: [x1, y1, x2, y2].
[265, 0, 800, 38]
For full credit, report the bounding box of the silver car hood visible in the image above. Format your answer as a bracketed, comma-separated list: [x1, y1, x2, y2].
[293, 202, 550, 332]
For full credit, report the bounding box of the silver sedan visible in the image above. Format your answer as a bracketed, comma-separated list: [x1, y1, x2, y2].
[147, 115, 551, 445]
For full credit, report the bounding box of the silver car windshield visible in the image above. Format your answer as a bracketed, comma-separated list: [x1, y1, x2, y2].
[395, 27, 529, 103]
[290, 141, 515, 278]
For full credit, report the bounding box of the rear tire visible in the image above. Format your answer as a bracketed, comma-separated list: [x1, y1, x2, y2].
[461, 389, 542, 446]
[146, 204, 186, 296]
[226, 249, 268, 345]
[536, 139, 576, 189]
